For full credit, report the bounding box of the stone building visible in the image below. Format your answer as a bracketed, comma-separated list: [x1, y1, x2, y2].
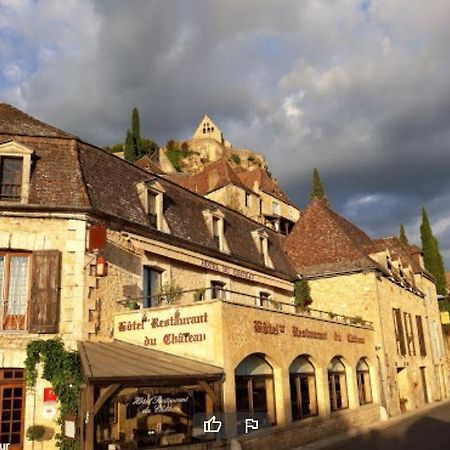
[168, 158, 300, 233]
[284, 199, 449, 418]
[0, 104, 380, 450]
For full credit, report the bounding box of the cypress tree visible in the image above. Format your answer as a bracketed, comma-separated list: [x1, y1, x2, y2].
[399, 223, 409, 246]
[420, 208, 447, 295]
[309, 168, 329, 206]
[131, 107, 141, 159]
[124, 129, 134, 162]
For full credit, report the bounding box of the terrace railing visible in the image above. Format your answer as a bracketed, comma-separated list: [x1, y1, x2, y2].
[117, 287, 373, 329]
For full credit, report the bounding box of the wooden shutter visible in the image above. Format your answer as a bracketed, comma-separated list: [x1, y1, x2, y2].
[416, 315, 427, 357]
[29, 250, 61, 333]
[394, 308, 407, 356]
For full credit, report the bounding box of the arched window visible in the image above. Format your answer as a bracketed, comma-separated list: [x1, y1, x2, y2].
[356, 358, 372, 405]
[235, 354, 276, 427]
[289, 356, 318, 420]
[328, 356, 348, 411]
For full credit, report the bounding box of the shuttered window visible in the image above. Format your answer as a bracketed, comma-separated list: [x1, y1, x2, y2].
[28, 250, 61, 334]
[393, 308, 407, 356]
[416, 315, 427, 357]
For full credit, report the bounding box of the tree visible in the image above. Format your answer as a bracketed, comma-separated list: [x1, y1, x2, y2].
[420, 208, 447, 295]
[309, 168, 329, 206]
[294, 278, 313, 308]
[399, 223, 409, 246]
[124, 129, 135, 162]
[131, 107, 141, 157]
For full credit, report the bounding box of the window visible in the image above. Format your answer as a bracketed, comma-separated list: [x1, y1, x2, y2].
[0, 157, 22, 201]
[235, 354, 276, 429]
[210, 281, 226, 300]
[0, 253, 30, 331]
[147, 191, 158, 228]
[136, 180, 167, 232]
[328, 357, 348, 411]
[203, 208, 227, 252]
[259, 291, 270, 307]
[290, 356, 317, 420]
[245, 192, 251, 208]
[416, 315, 427, 356]
[0, 141, 33, 203]
[272, 201, 280, 215]
[212, 217, 221, 249]
[393, 308, 407, 356]
[259, 199, 263, 214]
[356, 359, 372, 405]
[142, 267, 162, 308]
[0, 369, 25, 446]
[251, 229, 272, 268]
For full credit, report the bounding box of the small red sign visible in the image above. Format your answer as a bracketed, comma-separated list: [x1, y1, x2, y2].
[43, 387, 58, 403]
[89, 224, 107, 253]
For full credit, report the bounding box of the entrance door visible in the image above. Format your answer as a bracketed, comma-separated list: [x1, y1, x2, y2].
[0, 369, 25, 449]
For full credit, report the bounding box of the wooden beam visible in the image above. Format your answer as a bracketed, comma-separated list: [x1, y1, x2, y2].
[198, 380, 218, 406]
[85, 384, 95, 450]
[93, 383, 121, 416]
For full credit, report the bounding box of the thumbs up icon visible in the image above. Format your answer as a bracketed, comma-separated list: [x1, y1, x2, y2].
[203, 415, 222, 433]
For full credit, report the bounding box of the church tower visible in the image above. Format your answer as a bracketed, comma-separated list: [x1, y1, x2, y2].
[192, 114, 224, 144]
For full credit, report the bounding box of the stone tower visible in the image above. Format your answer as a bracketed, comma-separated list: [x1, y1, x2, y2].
[192, 114, 224, 144]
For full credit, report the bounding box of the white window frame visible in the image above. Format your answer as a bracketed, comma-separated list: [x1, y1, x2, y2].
[0, 140, 34, 203]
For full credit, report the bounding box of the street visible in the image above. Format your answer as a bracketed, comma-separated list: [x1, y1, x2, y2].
[323, 402, 450, 450]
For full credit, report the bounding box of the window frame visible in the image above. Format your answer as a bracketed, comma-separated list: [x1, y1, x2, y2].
[356, 359, 373, 405]
[0, 141, 34, 204]
[0, 251, 32, 331]
[328, 357, 349, 412]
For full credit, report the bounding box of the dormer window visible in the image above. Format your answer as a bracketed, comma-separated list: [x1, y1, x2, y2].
[252, 228, 273, 268]
[272, 201, 280, 215]
[137, 180, 169, 233]
[203, 208, 229, 253]
[0, 141, 33, 203]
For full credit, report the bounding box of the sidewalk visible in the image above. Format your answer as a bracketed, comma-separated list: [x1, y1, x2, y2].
[292, 398, 450, 450]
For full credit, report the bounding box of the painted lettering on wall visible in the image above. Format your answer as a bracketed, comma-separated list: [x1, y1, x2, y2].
[254, 320, 285, 335]
[292, 327, 327, 340]
[347, 334, 365, 344]
[201, 259, 255, 281]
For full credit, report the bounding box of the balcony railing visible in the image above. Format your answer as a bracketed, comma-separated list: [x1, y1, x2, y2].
[117, 287, 373, 329]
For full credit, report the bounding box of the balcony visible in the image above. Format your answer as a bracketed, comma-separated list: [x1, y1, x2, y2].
[117, 287, 373, 329]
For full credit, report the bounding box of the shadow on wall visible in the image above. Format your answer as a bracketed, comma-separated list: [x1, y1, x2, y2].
[324, 412, 450, 450]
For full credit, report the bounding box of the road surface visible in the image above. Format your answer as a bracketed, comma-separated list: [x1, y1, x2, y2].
[323, 401, 450, 450]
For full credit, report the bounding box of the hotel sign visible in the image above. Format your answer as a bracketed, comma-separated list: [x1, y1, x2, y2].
[116, 310, 208, 347]
[201, 259, 255, 281]
[254, 320, 365, 343]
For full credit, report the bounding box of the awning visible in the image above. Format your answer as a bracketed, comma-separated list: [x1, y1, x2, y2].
[78, 340, 224, 384]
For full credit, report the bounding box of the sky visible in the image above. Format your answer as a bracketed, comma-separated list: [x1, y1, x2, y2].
[1, 0, 450, 263]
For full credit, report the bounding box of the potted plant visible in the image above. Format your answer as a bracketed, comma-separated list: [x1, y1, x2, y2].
[193, 288, 206, 302]
[161, 282, 183, 304]
[127, 301, 140, 310]
[294, 278, 313, 313]
[26, 425, 52, 448]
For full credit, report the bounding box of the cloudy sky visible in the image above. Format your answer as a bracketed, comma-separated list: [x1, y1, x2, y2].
[1, 0, 450, 262]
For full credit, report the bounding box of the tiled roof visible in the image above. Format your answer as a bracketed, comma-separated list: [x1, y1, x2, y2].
[0, 103, 296, 279]
[0, 103, 73, 138]
[135, 155, 165, 174]
[168, 158, 251, 195]
[78, 144, 296, 278]
[237, 168, 296, 206]
[284, 199, 376, 275]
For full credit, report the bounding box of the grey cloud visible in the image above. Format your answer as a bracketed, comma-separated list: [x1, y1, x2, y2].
[2, 0, 450, 265]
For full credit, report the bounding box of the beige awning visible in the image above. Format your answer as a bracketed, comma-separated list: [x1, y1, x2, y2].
[78, 340, 223, 384]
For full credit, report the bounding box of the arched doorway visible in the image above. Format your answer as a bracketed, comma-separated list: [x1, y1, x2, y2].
[289, 355, 318, 420]
[235, 354, 276, 427]
[328, 356, 348, 411]
[356, 358, 372, 405]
